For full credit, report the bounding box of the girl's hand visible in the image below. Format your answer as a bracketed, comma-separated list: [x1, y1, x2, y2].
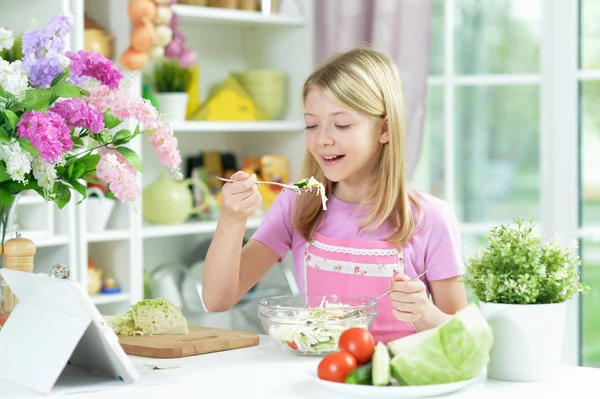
[221, 171, 261, 221]
[389, 274, 428, 323]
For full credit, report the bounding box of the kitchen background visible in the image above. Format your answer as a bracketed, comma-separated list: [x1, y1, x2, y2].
[0, 0, 598, 370]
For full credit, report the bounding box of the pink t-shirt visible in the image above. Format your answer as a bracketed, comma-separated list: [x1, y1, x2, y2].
[251, 189, 465, 295]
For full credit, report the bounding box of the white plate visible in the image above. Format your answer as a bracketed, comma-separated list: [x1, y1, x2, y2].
[310, 369, 483, 398]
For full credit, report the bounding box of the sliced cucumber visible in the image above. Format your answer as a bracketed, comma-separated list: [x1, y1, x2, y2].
[294, 178, 308, 188]
[345, 363, 373, 385]
[372, 341, 391, 386]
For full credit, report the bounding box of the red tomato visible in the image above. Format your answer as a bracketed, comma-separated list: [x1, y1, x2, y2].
[338, 328, 375, 365]
[317, 351, 357, 383]
[286, 341, 298, 351]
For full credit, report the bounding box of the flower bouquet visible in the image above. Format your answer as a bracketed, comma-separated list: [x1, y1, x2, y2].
[0, 13, 182, 249]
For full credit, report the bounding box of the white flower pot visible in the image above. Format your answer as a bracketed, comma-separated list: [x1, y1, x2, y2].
[479, 301, 566, 382]
[156, 92, 189, 122]
[86, 187, 116, 233]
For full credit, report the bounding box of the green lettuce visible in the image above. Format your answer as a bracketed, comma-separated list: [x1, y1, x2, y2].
[104, 298, 189, 336]
[387, 304, 493, 386]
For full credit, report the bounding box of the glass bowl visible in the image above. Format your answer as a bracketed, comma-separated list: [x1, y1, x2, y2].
[257, 294, 378, 356]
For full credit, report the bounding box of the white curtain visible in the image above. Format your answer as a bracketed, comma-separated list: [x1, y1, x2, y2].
[314, 0, 433, 179]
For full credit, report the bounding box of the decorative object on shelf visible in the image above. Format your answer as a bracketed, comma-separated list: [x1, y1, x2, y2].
[190, 75, 270, 121]
[121, 0, 181, 70]
[50, 264, 70, 279]
[209, 0, 238, 8]
[464, 217, 589, 383]
[142, 172, 211, 224]
[86, 186, 116, 233]
[165, 1, 198, 68]
[185, 65, 201, 119]
[88, 258, 102, 295]
[0, 13, 183, 255]
[83, 15, 114, 59]
[232, 69, 286, 119]
[178, 0, 209, 5]
[149, 59, 192, 121]
[101, 274, 121, 294]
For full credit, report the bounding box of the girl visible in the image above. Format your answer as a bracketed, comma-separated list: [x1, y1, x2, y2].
[202, 47, 468, 343]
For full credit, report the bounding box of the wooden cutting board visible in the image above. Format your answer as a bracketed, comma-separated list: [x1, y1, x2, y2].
[118, 326, 260, 358]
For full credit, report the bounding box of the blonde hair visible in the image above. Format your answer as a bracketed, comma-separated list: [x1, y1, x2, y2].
[292, 47, 421, 248]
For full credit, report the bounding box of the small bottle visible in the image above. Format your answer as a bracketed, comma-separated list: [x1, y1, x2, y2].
[3, 232, 36, 273]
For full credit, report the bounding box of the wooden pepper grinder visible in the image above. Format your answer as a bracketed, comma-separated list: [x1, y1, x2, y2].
[1, 232, 36, 313]
[3, 231, 36, 273]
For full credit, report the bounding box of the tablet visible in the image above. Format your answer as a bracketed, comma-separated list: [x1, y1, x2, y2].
[0, 269, 139, 393]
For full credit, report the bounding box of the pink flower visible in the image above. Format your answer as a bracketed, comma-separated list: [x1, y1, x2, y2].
[148, 121, 182, 170]
[96, 150, 139, 203]
[67, 50, 123, 89]
[84, 82, 158, 131]
[50, 98, 104, 133]
[16, 110, 73, 164]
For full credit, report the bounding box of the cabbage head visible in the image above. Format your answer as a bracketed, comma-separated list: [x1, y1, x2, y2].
[387, 304, 493, 386]
[104, 298, 189, 336]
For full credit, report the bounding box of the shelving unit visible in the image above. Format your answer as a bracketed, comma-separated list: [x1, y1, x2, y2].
[172, 3, 306, 26]
[2, 0, 312, 320]
[169, 120, 306, 133]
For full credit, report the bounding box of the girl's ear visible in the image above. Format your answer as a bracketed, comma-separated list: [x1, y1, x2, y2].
[379, 117, 390, 144]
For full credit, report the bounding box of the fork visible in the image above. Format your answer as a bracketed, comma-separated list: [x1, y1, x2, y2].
[339, 267, 430, 320]
[213, 175, 309, 193]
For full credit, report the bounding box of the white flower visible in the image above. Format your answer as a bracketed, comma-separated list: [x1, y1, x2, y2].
[0, 59, 29, 99]
[0, 27, 14, 52]
[0, 139, 33, 183]
[32, 156, 58, 193]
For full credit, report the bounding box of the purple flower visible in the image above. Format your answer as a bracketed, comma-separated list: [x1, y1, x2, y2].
[50, 98, 104, 134]
[16, 110, 73, 164]
[21, 14, 71, 88]
[22, 54, 63, 88]
[66, 50, 123, 89]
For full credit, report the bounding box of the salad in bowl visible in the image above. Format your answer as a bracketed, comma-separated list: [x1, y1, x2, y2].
[257, 294, 377, 356]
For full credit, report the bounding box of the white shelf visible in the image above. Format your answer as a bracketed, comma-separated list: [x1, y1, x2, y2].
[86, 229, 132, 243]
[28, 234, 70, 248]
[169, 120, 305, 133]
[91, 292, 131, 305]
[142, 217, 263, 239]
[172, 4, 305, 26]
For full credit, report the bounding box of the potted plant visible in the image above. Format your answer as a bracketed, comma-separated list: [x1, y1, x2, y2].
[150, 59, 192, 121]
[465, 217, 589, 382]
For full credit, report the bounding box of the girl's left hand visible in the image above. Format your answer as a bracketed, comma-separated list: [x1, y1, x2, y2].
[389, 274, 428, 322]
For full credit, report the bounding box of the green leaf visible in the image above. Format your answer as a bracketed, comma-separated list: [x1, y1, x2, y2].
[50, 69, 70, 86]
[0, 163, 11, 183]
[3, 110, 19, 131]
[78, 87, 90, 97]
[0, 85, 7, 99]
[54, 183, 71, 209]
[113, 129, 132, 145]
[0, 188, 14, 206]
[83, 176, 101, 185]
[115, 146, 143, 172]
[80, 154, 101, 173]
[0, 126, 10, 143]
[70, 179, 87, 203]
[67, 162, 74, 178]
[15, 137, 39, 156]
[51, 82, 82, 98]
[72, 162, 86, 180]
[72, 136, 84, 147]
[104, 114, 122, 130]
[21, 88, 53, 110]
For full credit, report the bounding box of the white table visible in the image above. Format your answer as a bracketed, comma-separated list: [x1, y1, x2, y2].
[1, 335, 596, 398]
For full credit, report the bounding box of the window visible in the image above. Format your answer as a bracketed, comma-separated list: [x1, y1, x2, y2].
[414, 0, 589, 366]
